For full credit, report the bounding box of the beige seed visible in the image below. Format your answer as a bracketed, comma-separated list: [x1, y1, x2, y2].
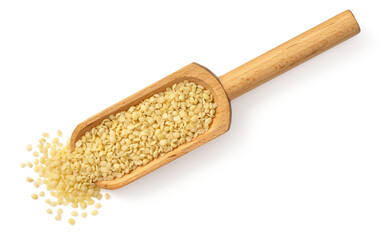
[68, 218, 75, 225]
[31, 194, 38, 199]
[105, 193, 110, 200]
[55, 215, 62, 221]
[57, 129, 62, 137]
[71, 211, 78, 217]
[27, 161, 33, 168]
[159, 139, 167, 146]
[33, 151, 39, 157]
[26, 177, 33, 183]
[158, 96, 165, 103]
[87, 199, 95, 205]
[42, 132, 50, 138]
[20, 162, 26, 168]
[191, 115, 199, 122]
[26, 144, 33, 151]
[46, 208, 53, 214]
[95, 203, 101, 209]
[80, 202, 87, 210]
[91, 210, 98, 216]
[143, 159, 150, 165]
[39, 191, 45, 197]
[81, 212, 87, 218]
[96, 194, 102, 200]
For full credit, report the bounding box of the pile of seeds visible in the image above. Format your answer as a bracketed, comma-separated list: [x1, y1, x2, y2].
[21, 80, 216, 225]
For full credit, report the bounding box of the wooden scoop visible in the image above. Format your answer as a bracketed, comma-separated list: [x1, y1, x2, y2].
[71, 10, 360, 189]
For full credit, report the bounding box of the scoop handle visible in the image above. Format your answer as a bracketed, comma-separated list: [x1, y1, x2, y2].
[219, 10, 360, 100]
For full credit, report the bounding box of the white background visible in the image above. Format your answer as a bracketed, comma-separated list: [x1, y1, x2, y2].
[0, 0, 382, 239]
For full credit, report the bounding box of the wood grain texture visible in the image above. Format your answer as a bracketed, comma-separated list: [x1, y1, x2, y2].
[71, 63, 231, 189]
[219, 10, 360, 100]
